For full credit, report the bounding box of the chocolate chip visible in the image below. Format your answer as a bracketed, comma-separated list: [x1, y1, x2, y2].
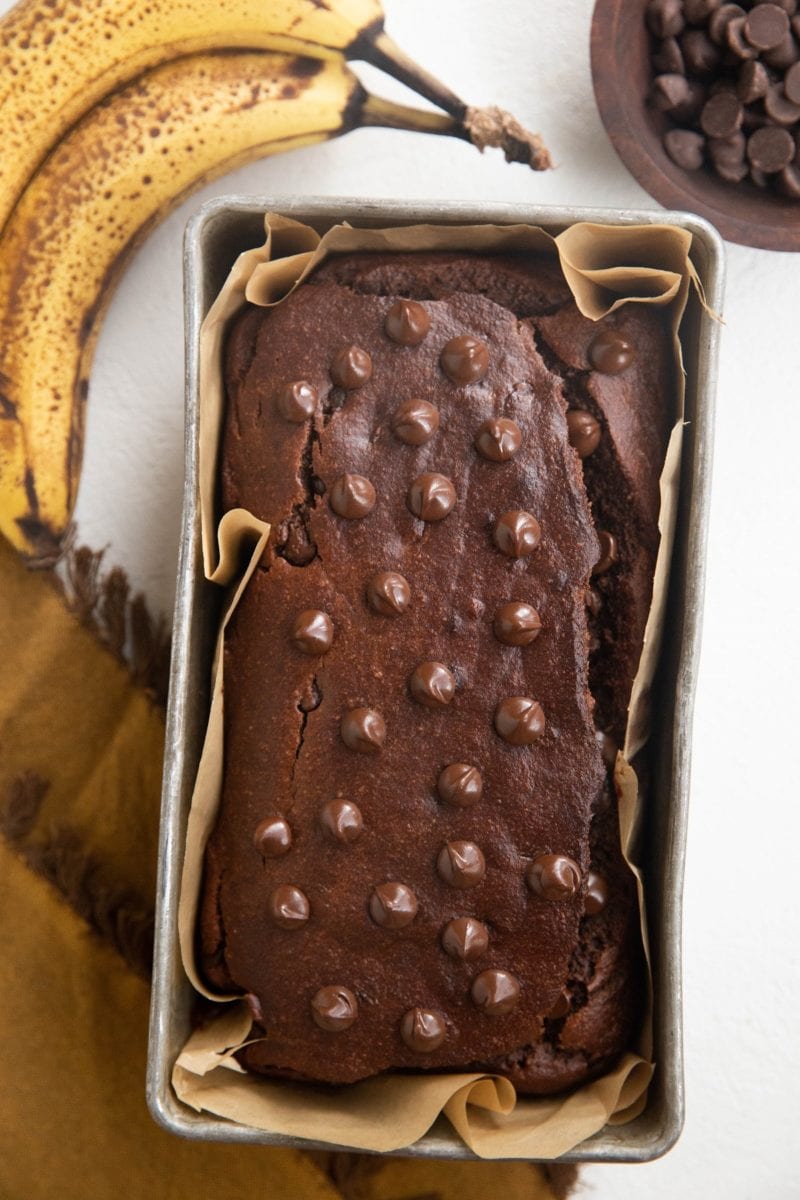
[726, 14, 759, 57]
[492, 600, 543, 647]
[277, 380, 317, 422]
[664, 128, 706, 168]
[409, 661, 456, 709]
[653, 35, 687, 73]
[708, 129, 746, 165]
[647, 0, 685, 38]
[407, 473, 456, 521]
[311, 985, 358, 1031]
[681, 28, 722, 73]
[526, 854, 582, 900]
[436, 840, 486, 888]
[762, 30, 799, 65]
[440, 335, 489, 384]
[366, 571, 411, 617]
[748, 123, 796, 168]
[441, 916, 489, 961]
[701, 90, 744, 135]
[708, 4, 745, 44]
[329, 473, 376, 519]
[744, 2, 790, 48]
[710, 150, 750, 180]
[566, 409, 601, 458]
[471, 969, 521, 1016]
[585, 870, 610, 915]
[785, 59, 800, 101]
[400, 1007, 446, 1052]
[391, 399, 440, 445]
[290, 609, 333, 656]
[494, 696, 546, 745]
[592, 531, 619, 575]
[684, 0, 722, 22]
[737, 59, 770, 101]
[320, 799, 363, 843]
[437, 763, 483, 807]
[764, 83, 800, 122]
[253, 816, 292, 858]
[651, 72, 695, 111]
[268, 884, 310, 928]
[330, 345, 372, 389]
[474, 417, 523, 462]
[493, 510, 541, 558]
[340, 707, 386, 754]
[384, 299, 431, 346]
[588, 330, 634, 374]
[369, 882, 418, 929]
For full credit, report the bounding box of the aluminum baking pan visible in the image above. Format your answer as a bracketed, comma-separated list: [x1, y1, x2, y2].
[146, 196, 724, 1162]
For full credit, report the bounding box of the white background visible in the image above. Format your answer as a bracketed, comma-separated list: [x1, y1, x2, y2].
[5, 0, 800, 1195]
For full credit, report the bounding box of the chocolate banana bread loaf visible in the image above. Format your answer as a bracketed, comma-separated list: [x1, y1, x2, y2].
[200, 251, 674, 1094]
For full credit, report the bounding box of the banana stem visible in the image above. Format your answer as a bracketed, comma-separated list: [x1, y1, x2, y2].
[357, 31, 552, 170]
[362, 30, 467, 119]
[360, 93, 463, 137]
[361, 91, 552, 170]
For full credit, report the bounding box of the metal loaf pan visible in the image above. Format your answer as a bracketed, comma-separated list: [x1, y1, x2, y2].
[146, 196, 724, 1161]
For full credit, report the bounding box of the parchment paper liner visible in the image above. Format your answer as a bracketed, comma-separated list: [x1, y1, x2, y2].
[174, 213, 700, 1158]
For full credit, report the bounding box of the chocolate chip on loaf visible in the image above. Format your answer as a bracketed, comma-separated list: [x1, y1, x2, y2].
[366, 570, 411, 616]
[407, 472, 456, 521]
[441, 916, 490, 961]
[319, 799, 363, 843]
[391, 398, 440, 445]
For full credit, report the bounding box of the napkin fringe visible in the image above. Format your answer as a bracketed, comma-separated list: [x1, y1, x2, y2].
[1, 771, 154, 979]
[59, 532, 171, 705]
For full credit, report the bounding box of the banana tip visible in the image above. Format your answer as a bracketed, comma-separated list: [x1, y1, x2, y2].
[464, 105, 552, 171]
[14, 516, 64, 569]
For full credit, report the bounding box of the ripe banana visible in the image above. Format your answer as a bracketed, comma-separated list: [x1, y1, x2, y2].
[0, 51, 458, 562]
[0, 0, 549, 239]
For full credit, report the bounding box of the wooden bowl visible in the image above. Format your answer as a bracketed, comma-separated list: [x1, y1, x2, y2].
[591, 0, 800, 251]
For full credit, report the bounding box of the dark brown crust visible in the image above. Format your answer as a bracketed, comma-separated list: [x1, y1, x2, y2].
[201, 251, 668, 1094]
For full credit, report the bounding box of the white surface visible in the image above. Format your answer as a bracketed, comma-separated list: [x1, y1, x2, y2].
[6, 0, 800, 1193]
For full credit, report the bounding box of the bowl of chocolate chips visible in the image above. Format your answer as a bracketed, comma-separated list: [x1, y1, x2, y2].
[592, 0, 800, 250]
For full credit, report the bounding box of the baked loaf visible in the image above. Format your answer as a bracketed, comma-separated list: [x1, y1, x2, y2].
[201, 251, 674, 1094]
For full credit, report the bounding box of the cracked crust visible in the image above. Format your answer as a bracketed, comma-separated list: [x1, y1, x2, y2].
[200, 252, 667, 1093]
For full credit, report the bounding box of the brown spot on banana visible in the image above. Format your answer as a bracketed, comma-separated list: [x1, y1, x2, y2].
[0, 394, 17, 421]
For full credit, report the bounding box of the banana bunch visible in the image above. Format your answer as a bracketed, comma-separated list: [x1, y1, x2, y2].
[0, 0, 550, 562]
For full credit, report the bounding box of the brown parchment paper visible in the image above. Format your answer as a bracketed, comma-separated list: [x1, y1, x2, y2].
[175, 213, 700, 1158]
